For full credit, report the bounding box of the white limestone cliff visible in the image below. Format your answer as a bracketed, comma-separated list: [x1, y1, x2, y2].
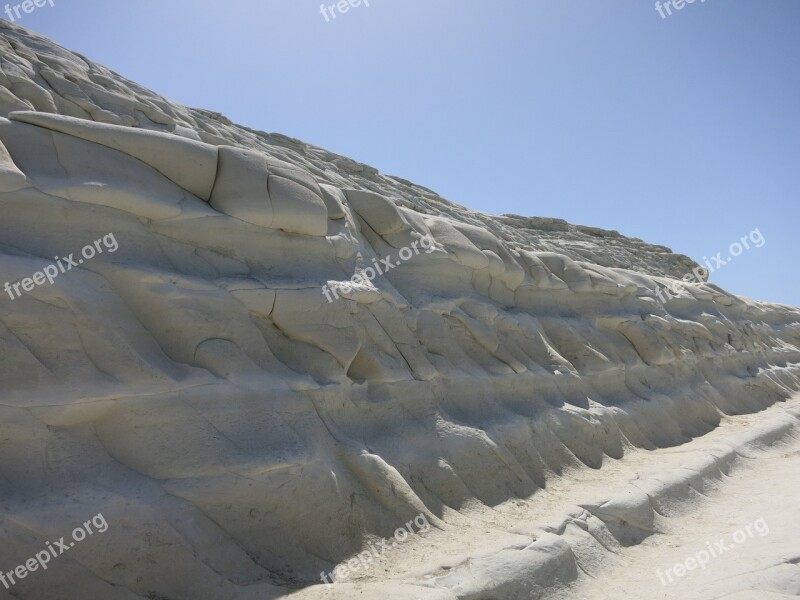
[0, 20, 798, 600]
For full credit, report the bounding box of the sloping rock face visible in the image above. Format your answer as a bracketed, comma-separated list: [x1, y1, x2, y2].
[0, 21, 798, 599]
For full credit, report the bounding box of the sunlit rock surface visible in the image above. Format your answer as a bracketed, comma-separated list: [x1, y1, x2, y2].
[0, 20, 798, 600]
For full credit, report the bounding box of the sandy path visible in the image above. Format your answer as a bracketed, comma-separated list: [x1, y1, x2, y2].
[556, 406, 800, 599]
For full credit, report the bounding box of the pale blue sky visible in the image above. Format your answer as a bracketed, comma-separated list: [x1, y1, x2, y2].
[11, 0, 800, 306]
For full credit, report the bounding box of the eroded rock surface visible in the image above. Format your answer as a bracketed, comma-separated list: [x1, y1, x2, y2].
[0, 20, 798, 600]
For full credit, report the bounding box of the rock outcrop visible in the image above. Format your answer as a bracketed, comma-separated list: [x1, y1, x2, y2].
[0, 19, 798, 600]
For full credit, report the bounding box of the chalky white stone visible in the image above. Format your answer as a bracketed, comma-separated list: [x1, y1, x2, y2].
[0, 19, 798, 600]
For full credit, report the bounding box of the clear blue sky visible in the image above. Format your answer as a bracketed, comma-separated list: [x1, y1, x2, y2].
[11, 0, 800, 306]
